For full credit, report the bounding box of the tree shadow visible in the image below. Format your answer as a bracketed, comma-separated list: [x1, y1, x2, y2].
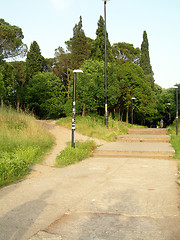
[48, 189, 180, 240]
[0, 190, 53, 240]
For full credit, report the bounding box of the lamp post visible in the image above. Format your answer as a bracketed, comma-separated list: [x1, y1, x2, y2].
[167, 103, 171, 125]
[72, 69, 83, 148]
[131, 97, 136, 125]
[103, 0, 110, 127]
[172, 86, 178, 135]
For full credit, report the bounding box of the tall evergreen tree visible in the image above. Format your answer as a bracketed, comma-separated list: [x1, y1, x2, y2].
[91, 16, 113, 62]
[25, 41, 46, 80]
[140, 31, 154, 88]
[71, 16, 90, 69]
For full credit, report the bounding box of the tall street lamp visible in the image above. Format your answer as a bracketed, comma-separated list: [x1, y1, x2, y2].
[131, 97, 136, 125]
[103, 0, 110, 127]
[173, 86, 178, 135]
[167, 103, 171, 125]
[72, 69, 83, 148]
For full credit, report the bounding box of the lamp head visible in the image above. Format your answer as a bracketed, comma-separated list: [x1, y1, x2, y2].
[73, 70, 84, 74]
[172, 85, 178, 89]
[131, 97, 136, 100]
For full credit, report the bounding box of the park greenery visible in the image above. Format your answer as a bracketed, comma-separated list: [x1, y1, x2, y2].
[57, 115, 131, 142]
[0, 106, 54, 187]
[56, 141, 96, 168]
[0, 16, 180, 186]
[0, 16, 179, 127]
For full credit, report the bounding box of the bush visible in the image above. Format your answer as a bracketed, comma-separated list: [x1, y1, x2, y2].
[56, 141, 96, 168]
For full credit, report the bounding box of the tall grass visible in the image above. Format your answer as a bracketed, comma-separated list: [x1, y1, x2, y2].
[56, 141, 96, 168]
[0, 106, 55, 187]
[57, 115, 131, 141]
[168, 124, 180, 186]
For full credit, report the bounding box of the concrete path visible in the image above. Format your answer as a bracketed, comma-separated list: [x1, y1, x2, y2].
[0, 126, 180, 240]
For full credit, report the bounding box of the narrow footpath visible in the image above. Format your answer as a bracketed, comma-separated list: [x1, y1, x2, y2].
[0, 124, 180, 240]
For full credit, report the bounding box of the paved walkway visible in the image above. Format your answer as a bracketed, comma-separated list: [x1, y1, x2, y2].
[0, 126, 180, 240]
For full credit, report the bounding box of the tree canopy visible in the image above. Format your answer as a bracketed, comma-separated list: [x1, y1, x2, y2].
[91, 16, 113, 62]
[1, 17, 178, 127]
[70, 16, 90, 69]
[25, 41, 46, 81]
[112, 42, 140, 64]
[25, 72, 66, 119]
[140, 31, 154, 88]
[0, 18, 27, 59]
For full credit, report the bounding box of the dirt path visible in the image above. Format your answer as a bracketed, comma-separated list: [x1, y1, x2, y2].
[37, 120, 107, 167]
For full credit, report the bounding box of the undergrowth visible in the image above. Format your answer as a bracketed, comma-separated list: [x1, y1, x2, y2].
[0, 106, 55, 187]
[168, 124, 180, 186]
[57, 115, 132, 142]
[56, 141, 96, 168]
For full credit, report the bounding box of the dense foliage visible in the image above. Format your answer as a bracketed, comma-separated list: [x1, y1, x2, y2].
[25, 72, 66, 119]
[140, 31, 155, 89]
[0, 17, 179, 127]
[0, 18, 27, 59]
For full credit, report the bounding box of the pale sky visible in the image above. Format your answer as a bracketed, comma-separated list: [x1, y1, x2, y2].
[1, 0, 180, 89]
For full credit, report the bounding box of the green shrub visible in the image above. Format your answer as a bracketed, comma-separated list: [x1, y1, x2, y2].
[0, 153, 29, 186]
[56, 141, 96, 168]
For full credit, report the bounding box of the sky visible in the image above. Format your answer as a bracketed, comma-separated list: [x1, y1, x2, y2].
[1, 0, 180, 89]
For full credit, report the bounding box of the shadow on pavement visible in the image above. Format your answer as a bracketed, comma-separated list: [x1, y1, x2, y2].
[0, 190, 53, 240]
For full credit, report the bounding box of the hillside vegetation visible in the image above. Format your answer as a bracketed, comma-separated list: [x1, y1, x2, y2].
[57, 115, 135, 142]
[0, 107, 55, 187]
[168, 124, 180, 186]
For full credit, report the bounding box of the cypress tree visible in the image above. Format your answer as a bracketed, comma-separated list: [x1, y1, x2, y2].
[71, 16, 89, 69]
[140, 31, 154, 88]
[25, 41, 45, 81]
[91, 16, 113, 62]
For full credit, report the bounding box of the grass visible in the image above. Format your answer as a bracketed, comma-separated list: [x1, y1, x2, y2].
[57, 115, 133, 142]
[0, 106, 55, 187]
[168, 124, 180, 186]
[56, 140, 96, 168]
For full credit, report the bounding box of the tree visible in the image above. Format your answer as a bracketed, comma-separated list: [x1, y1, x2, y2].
[0, 61, 15, 106]
[91, 16, 113, 62]
[25, 72, 66, 119]
[52, 46, 71, 99]
[75, 60, 119, 117]
[0, 18, 27, 59]
[140, 31, 154, 88]
[10, 61, 26, 111]
[25, 41, 46, 81]
[76, 60, 105, 116]
[117, 62, 156, 124]
[0, 65, 5, 106]
[112, 42, 140, 64]
[70, 16, 90, 69]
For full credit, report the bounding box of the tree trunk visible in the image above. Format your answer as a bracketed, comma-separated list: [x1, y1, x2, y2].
[67, 65, 70, 100]
[1, 97, 3, 108]
[82, 106, 85, 117]
[126, 104, 129, 123]
[17, 99, 20, 112]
